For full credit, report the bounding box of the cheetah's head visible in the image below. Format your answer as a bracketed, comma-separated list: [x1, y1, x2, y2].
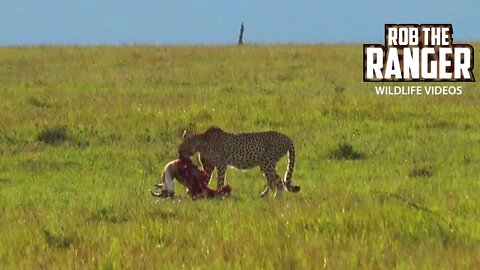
[178, 130, 204, 158]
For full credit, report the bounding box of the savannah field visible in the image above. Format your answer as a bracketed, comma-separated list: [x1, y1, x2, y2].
[0, 44, 479, 269]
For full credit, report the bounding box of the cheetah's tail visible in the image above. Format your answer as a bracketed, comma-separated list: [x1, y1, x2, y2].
[284, 143, 300, 192]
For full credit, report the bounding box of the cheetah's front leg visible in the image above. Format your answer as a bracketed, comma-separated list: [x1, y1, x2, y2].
[260, 162, 275, 197]
[216, 164, 227, 190]
[198, 154, 215, 183]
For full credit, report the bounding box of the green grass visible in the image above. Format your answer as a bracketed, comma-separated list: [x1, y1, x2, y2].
[0, 44, 479, 269]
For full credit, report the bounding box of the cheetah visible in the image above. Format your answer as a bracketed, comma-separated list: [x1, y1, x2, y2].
[178, 126, 300, 197]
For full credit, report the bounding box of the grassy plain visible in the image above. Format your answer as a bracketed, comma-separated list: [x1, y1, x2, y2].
[0, 44, 479, 269]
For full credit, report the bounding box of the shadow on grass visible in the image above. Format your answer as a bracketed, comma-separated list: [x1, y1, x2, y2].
[36, 125, 90, 147]
[90, 207, 129, 224]
[330, 141, 365, 160]
[28, 97, 57, 109]
[148, 208, 180, 220]
[43, 229, 79, 249]
[0, 178, 12, 184]
[409, 166, 434, 178]
[37, 125, 68, 145]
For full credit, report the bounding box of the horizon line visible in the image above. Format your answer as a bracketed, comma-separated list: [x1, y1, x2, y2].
[1, 40, 479, 48]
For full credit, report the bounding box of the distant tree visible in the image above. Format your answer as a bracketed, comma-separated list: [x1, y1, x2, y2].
[238, 22, 244, 45]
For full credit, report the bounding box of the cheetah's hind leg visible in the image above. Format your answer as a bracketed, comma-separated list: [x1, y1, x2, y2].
[273, 172, 285, 198]
[260, 162, 278, 198]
